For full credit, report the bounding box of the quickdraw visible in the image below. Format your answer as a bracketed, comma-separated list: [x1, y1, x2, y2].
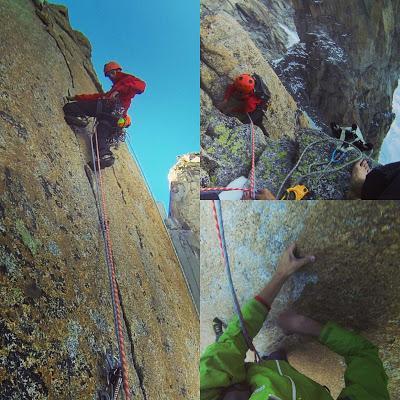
[98, 351, 123, 400]
[108, 128, 127, 149]
[281, 185, 309, 201]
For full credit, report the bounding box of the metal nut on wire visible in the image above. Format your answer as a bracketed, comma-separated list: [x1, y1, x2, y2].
[98, 391, 111, 400]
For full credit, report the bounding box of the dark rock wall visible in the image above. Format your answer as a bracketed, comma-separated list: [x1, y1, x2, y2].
[283, 0, 400, 150]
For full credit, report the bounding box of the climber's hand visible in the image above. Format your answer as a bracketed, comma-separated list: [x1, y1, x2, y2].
[276, 243, 315, 278]
[256, 189, 276, 200]
[65, 95, 76, 102]
[242, 189, 276, 200]
[278, 310, 322, 337]
[109, 91, 120, 99]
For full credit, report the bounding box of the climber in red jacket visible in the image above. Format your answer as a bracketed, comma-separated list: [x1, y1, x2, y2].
[219, 73, 270, 129]
[63, 61, 146, 169]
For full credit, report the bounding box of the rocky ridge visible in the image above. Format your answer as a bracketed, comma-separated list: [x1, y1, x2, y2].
[166, 153, 200, 313]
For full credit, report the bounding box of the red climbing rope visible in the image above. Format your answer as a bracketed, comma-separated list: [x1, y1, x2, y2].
[201, 187, 251, 192]
[93, 131, 131, 400]
[200, 114, 256, 199]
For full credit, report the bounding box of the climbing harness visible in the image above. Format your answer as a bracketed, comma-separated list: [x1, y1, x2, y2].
[201, 113, 257, 199]
[94, 100, 129, 150]
[211, 200, 261, 362]
[280, 184, 309, 200]
[98, 350, 123, 400]
[89, 120, 131, 400]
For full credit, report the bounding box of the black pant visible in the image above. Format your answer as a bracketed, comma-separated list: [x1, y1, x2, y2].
[200, 191, 220, 200]
[362, 161, 400, 200]
[63, 99, 119, 157]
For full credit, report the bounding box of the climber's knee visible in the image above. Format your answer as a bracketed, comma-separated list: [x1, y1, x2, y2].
[63, 102, 75, 115]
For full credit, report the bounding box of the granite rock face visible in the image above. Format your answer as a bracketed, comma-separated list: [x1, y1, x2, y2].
[0, 1, 198, 399]
[168, 153, 200, 238]
[200, 0, 399, 198]
[201, 12, 300, 140]
[200, 201, 400, 398]
[167, 153, 200, 314]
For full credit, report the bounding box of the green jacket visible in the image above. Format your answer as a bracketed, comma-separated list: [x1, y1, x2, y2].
[200, 299, 389, 400]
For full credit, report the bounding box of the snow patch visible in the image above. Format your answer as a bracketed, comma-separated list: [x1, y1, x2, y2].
[307, 29, 347, 63]
[379, 78, 400, 164]
[278, 23, 300, 49]
[218, 176, 248, 200]
[303, 111, 322, 130]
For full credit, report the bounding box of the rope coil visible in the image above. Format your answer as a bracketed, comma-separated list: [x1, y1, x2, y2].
[276, 132, 369, 199]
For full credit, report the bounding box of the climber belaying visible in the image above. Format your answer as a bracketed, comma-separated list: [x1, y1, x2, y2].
[63, 61, 146, 169]
[349, 159, 400, 199]
[200, 243, 390, 400]
[219, 73, 271, 127]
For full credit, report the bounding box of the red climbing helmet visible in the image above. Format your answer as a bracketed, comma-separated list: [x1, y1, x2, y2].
[234, 74, 255, 94]
[104, 61, 122, 76]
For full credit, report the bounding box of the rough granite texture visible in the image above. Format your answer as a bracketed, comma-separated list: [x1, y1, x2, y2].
[200, 201, 400, 399]
[167, 153, 200, 314]
[0, 1, 198, 399]
[168, 153, 200, 238]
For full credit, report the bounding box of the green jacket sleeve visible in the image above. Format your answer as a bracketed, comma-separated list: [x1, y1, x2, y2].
[319, 322, 389, 400]
[200, 298, 269, 400]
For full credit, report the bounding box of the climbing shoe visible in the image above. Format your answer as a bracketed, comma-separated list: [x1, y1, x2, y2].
[262, 349, 288, 362]
[213, 317, 226, 342]
[88, 154, 115, 171]
[64, 115, 89, 127]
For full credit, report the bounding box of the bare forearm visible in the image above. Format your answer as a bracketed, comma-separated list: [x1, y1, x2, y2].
[256, 271, 288, 307]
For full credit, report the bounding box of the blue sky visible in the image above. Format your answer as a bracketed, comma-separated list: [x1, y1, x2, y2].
[53, 0, 199, 210]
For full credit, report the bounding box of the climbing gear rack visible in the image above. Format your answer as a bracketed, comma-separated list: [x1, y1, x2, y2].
[276, 131, 370, 199]
[98, 350, 123, 400]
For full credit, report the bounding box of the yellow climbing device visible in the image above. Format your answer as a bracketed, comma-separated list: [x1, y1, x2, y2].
[281, 185, 309, 201]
